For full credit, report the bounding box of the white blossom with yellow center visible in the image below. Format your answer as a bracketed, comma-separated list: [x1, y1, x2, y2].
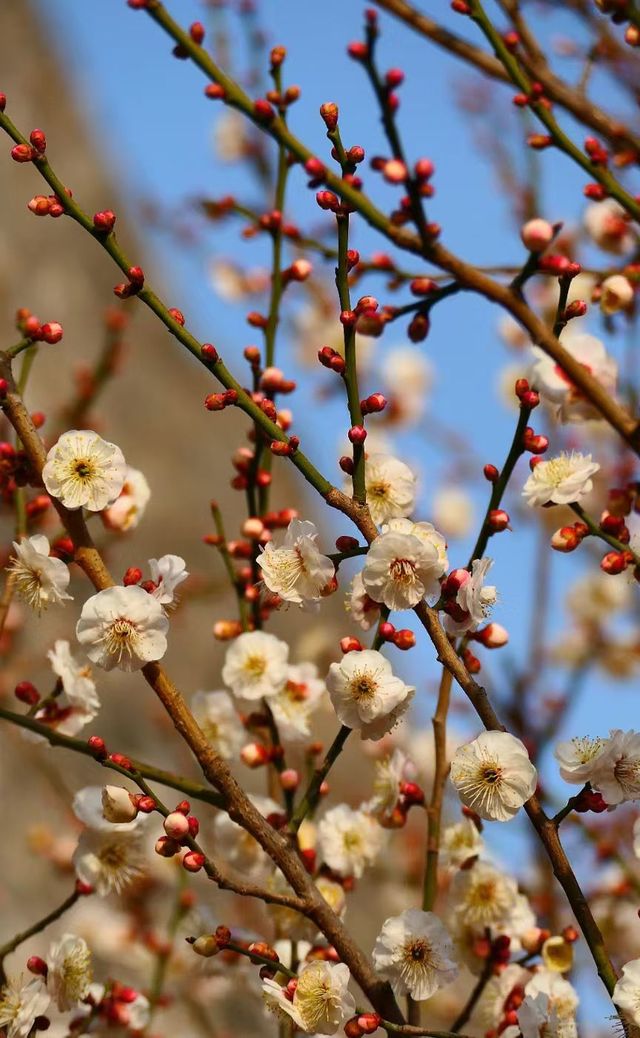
[8, 534, 72, 613]
[613, 957, 640, 1025]
[554, 735, 606, 785]
[362, 529, 445, 611]
[222, 630, 289, 700]
[317, 804, 385, 878]
[522, 451, 600, 507]
[72, 828, 146, 896]
[327, 649, 413, 737]
[46, 933, 93, 1011]
[0, 976, 50, 1038]
[269, 662, 326, 741]
[76, 585, 169, 672]
[42, 429, 127, 511]
[440, 816, 484, 867]
[191, 689, 244, 759]
[263, 960, 355, 1035]
[590, 728, 640, 805]
[450, 731, 537, 821]
[449, 862, 520, 933]
[363, 454, 416, 526]
[372, 908, 459, 1001]
[258, 519, 335, 609]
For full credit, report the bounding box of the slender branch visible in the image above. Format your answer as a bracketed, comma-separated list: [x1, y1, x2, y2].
[421, 668, 452, 912]
[0, 888, 80, 974]
[449, 956, 493, 1033]
[289, 725, 351, 834]
[571, 502, 640, 567]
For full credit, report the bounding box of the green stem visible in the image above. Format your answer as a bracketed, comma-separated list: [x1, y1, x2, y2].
[336, 211, 366, 503]
[288, 726, 351, 833]
[147, 872, 189, 1021]
[0, 706, 225, 809]
[210, 503, 250, 631]
[571, 502, 640, 567]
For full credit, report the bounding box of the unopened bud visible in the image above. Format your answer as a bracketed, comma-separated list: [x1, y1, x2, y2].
[102, 786, 139, 824]
[164, 812, 190, 840]
[183, 851, 206, 873]
[520, 218, 554, 252]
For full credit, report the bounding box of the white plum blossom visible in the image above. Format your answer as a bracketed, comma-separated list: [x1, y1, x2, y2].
[361, 528, 444, 611]
[102, 466, 150, 531]
[372, 909, 458, 1000]
[269, 663, 326, 741]
[522, 969, 579, 1035]
[191, 690, 244, 759]
[583, 198, 634, 254]
[522, 452, 600, 507]
[366, 749, 413, 824]
[440, 817, 484, 867]
[317, 804, 385, 878]
[450, 731, 537, 820]
[258, 519, 334, 609]
[263, 961, 355, 1035]
[554, 736, 606, 784]
[432, 487, 474, 539]
[8, 534, 72, 612]
[46, 933, 93, 1010]
[0, 977, 50, 1038]
[42, 429, 127, 511]
[566, 570, 631, 623]
[530, 332, 617, 422]
[326, 649, 414, 738]
[384, 517, 448, 574]
[101, 786, 139, 825]
[478, 964, 529, 1030]
[444, 557, 497, 635]
[449, 863, 522, 935]
[381, 345, 433, 422]
[76, 585, 169, 671]
[600, 273, 634, 314]
[590, 729, 640, 804]
[73, 828, 146, 896]
[364, 454, 416, 526]
[346, 572, 381, 631]
[613, 957, 640, 1024]
[222, 630, 289, 700]
[213, 795, 281, 878]
[148, 553, 188, 606]
[47, 639, 98, 712]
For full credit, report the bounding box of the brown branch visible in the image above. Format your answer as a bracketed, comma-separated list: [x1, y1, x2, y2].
[0, 353, 402, 1024]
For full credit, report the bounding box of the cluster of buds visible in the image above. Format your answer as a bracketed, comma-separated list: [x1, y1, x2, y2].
[376, 621, 417, 651]
[113, 265, 145, 299]
[10, 128, 46, 164]
[101, 785, 156, 824]
[85, 981, 147, 1030]
[318, 345, 346, 375]
[514, 377, 540, 411]
[240, 741, 284, 769]
[155, 800, 204, 872]
[573, 787, 608, 813]
[27, 190, 69, 218]
[204, 388, 238, 411]
[512, 80, 551, 112]
[16, 307, 63, 344]
[190, 925, 232, 959]
[550, 521, 589, 553]
[0, 440, 34, 502]
[345, 1013, 382, 1037]
[584, 135, 609, 167]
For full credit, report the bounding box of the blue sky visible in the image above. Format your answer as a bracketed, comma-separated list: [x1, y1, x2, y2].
[33, 1, 640, 1028]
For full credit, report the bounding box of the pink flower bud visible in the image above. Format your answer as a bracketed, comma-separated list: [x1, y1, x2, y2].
[87, 735, 107, 760]
[488, 509, 510, 532]
[183, 851, 206, 873]
[11, 143, 34, 162]
[319, 102, 339, 130]
[520, 218, 554, 252]
[155, 836, 180, 857]
[393, 629, 416, 650]
[15, 680, 40, 706]
[27, 957, 48, 977]
[382, 159, 407, 184]
[164, 811, 191, 840]
[475, 623, 509, 648]
[280, 769, 299, 791]
[600, 551, 628, 574]
[40, 322, 63, 344]
[600, 274, 634, 315]
[340, 636, 363, 653]
[240, 743, 271, 768]
[93, 210, 116, 233]
[28, 195, 51, 216]
[348, 425, 367, 444]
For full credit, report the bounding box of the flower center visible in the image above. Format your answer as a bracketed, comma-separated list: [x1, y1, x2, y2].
[244, 654, 267, 678]
[104, 618, 139, 661]
[348, 672, 377, 701]
[614, 755, 640, 791]
[368, 480, 390, 500]
[74, 459, 95, 480]
[389, 558, 416, 584]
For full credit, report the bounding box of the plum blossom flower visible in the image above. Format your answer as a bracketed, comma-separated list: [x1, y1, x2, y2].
[269, 663, 326, 741]
[46, 934, 93, 1010]
[450, 731, 537, 820]
[363, 454, 416, 526]
[530, 332, 617, 422]
[258, 519, 334, 609]
[613, 958, 640, 1024]
[73, 786, 144, 833]
[191, 690, 244, 759]
[361, 528, 444, 611]
[327, 649, 413, 738]
[317, 804, 385, 878]
[478, 964, 529, 1029]
[366, 749, 413, 824]
[346, 572, 381, 631]
[554, 735, 606, 785]
[73, 828, 146, 896]
[372, 909, 459, 1000]
[440, 817, 484, 867]
[263, 961, 355, 1035]
[222, 631, 289, 700]
[384, 517, 448, 573]
[76, 585, 169, 671]
[102, 466, 150, 531]
[8, 534, 72, 612]
[444, 558, 497, 635]
[600, 273, 634, 314]
[522, 452, 600, 507]
[213, 795, 282, 878]
[583, 198, 634, 254]
[449, 862, 521, 933]
[47, 640, 98, 711]
[590, 729, 640, 804]
[148, 553, 188, 607]
[521, 969, 579, 1036]
[42, 429, 127, 511]
[0, 976, 50, 1038]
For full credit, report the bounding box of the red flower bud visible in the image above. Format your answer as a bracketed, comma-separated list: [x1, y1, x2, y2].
[340, 636, 363, 653]
[15, 681, 40, 706]
[123, 567, 143, 586]
[483, 464, 499, 482]
[40, 322, 63, 344]
[87, 735, 107, 760]
[11, 144, 35, 163]
[488, 509, 510, 532]
[93, 210, 116, 233]
[348, 425, 367, 445]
